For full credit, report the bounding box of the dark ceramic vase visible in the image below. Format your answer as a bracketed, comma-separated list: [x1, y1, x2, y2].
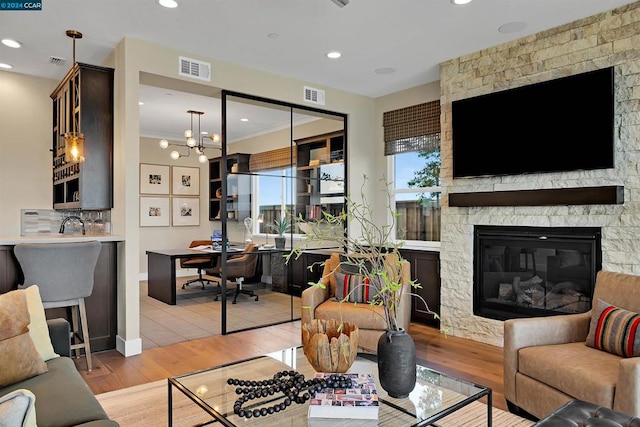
[274, 236, 286, 249]
[377, 328, 416, 398]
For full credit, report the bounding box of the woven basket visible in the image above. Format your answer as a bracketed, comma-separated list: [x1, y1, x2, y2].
[301, 319, 359, 373]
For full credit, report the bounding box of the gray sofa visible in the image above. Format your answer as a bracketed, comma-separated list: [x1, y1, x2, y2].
[0, 318, 118, 427]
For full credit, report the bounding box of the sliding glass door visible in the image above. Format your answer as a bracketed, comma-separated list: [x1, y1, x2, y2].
[219, 91, 346, 334]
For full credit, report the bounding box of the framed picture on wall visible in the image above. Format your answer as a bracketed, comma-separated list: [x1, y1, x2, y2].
[139, 163, 170, 195]
[172, 166, 200, 196]
[139, 196, 170, 227]
[172, 197, 200, 226]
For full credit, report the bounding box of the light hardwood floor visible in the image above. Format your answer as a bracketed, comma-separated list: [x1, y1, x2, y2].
[77, 320, 508, 412]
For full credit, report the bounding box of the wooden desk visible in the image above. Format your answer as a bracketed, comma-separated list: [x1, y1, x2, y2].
[146, 248, 236, 305]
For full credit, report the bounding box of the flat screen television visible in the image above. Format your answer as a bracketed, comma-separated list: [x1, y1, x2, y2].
[451, 67, 615, 178]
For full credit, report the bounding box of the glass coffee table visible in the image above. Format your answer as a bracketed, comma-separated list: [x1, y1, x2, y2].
[168, 346, 492, 426]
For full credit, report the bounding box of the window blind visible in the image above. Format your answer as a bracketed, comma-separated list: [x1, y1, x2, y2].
[249, 146, 296, 172]
[383, 101, 441, 156]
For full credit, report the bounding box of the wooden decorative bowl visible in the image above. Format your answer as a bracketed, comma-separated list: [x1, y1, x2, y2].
[301, 319, 359, 373]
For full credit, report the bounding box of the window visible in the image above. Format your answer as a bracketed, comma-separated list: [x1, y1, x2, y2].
[391, 150, 441, 243]
[253, 168, 295, 234]
[384, 101, 441, 245]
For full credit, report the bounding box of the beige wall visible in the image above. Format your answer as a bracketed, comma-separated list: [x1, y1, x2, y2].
[0, 72, 57, 236]
[1, 36, 437, 356]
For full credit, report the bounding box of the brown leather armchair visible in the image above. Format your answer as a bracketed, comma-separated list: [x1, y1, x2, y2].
[504, 270, 640, 420]
[301, 252, 411, 352]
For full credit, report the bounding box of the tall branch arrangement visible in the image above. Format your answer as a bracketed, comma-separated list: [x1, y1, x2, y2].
[288, 175, 439, 331]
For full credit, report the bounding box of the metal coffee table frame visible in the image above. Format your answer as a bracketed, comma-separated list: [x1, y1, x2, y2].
[168, 346, 492, 426]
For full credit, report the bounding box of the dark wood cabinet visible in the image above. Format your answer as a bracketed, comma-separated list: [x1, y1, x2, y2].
[294, 131, 345, 221]
[271, 250, 330, 296]
[51, 62, 114, 210]
[209, 153, 251, 221]
[400, 249, 441, 326]
[0, 242, 118, 351]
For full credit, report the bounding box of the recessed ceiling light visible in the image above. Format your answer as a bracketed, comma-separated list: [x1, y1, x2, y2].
[0, 63, 13, 69]
[201, 131, 208, 135]
[374, 67, 396, 75]
[158, 0, 178, 8]
[498, 21, 527, 33]
[327, 51, 341, 59]
[267, 33, 279, 39]
[240, 118, 249, 122]
[138, 101, 144, 106]
[451, 0, 472, 4]
[2, 39, 22, 48]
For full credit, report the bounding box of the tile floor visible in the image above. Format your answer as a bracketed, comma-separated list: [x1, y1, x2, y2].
[139, 277, 301, 350]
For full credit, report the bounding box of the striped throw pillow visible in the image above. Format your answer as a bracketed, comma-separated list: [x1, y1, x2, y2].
[334, 272, 377, 303]
[586, 298, 640, 358]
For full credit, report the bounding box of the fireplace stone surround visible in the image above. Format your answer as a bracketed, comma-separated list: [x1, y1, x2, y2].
[437, 2, 640, 348]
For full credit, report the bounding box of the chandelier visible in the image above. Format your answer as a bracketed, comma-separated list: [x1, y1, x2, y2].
[159, 110, 220, 163]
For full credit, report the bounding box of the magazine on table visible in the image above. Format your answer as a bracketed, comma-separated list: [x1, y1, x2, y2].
[307, 373, 379, 421]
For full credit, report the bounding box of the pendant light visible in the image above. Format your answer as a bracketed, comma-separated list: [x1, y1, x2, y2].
[64, 30, 85, 163]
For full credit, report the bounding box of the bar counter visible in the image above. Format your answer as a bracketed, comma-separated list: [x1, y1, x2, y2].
[0, 235, 124, 351]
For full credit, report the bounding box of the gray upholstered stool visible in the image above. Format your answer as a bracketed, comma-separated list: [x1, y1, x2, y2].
[534, 400, 640, 427]
[14, 241, 102, 371]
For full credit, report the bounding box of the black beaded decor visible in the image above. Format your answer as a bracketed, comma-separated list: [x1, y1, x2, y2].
[227, 371, 353, 419]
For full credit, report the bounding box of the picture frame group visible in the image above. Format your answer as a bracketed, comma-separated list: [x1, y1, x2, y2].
[139, 163, 201, 227]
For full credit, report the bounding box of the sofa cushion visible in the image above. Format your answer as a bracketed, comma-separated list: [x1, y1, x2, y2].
[315, 299, 388, 330]
[24, 285, 59, 361]
[334, 272, 377, 303]
[0, 389, 37, 427]
[586, 299, 640, 357]
[0, 357, 111, 427]
[519, 341, 619, 407]
[0, 290, 48, 388]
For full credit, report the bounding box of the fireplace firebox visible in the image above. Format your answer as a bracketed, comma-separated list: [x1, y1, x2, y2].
[474, 225, 602, 321]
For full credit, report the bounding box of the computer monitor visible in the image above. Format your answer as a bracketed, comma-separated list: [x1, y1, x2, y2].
[212, 230, 223, 243]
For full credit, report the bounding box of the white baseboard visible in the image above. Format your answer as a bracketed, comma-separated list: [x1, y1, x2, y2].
[116, 335, 142, 356]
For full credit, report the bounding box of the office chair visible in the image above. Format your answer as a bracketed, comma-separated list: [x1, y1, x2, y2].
[206, 243, 261, 304]
[181, 240, 216, 290]
[14, 241, 102, 371]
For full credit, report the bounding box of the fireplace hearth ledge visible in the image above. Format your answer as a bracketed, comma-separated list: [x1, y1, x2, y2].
[449, 185, 624, 207]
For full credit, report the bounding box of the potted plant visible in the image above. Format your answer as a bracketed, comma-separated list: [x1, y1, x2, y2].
[270, 216, 290, 249]
[289, 174, 442, 397]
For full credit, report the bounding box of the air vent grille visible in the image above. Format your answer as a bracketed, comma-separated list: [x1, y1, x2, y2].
[49, 56, 67, 66]
[303, 86, 325, 105]
[179, 56, 211, 81]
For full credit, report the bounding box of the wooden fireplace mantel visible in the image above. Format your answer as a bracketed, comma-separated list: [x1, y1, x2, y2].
[449, 186, 624, 207]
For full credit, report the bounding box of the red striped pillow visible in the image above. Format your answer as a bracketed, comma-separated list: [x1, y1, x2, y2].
[586, 298, 640, 357]
[334, 272, 377, 303]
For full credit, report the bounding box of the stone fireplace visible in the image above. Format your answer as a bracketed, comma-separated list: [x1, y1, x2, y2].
[437, 3, 640, 347]
[473, 225, 602, 321]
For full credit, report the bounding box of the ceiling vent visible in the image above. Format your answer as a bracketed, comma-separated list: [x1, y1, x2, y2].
[48, 56, 67, 66]
[179, 56, 211, 81]
[304, 86, 325, 106]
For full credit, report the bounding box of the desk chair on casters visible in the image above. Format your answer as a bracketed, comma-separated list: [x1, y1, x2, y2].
[181, 240, 215, 290]
[14, 241, 102, 371]
[206, 243, 261, 304]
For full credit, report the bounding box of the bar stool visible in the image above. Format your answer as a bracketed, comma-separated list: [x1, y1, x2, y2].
[14, 241, 102, 371]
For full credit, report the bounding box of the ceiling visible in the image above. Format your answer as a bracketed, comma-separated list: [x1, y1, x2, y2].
[1, 0, 634, 142]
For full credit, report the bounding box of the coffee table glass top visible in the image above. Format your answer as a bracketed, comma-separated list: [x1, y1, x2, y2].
[168, 346, 491, 426]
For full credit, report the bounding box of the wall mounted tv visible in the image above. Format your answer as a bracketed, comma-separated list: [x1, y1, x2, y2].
[451, 67, 615, 178]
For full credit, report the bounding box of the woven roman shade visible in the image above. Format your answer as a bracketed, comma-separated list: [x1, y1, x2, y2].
[384, 101, 441, 156]
[249, 146, 296, 172]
